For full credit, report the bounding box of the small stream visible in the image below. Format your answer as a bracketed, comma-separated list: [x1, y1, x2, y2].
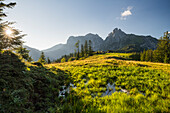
[59, 83, 76, 97]
[59, 82, 145, 97]
[102, 82, 145, 96]
[102, 83, 116, 96]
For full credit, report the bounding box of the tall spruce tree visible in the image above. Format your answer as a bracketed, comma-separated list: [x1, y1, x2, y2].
[84, 40, 88, 57]
[81, 44, 84, 57]
[153, 50, 160, 62]
[164, 54, 168, 63]
[0, 1, 24, 51]
[144, 49, 153, 62]
[88, 40, 93, 56]
[140, 49, 146, 61]
[149, 49, 153, 62]
[47, 57, 51, 64]
[75, 40, 80, 59]
[16, 46, 33, 62]
[155, 31, 170, 63]
[145, 50, 149, 61]
[38, 52, 46, 64]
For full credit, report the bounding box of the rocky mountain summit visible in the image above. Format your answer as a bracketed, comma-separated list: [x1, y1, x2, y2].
[25, 28, 158, 61]
[67, 33, 103, 51]
[102, 28, 158, 51]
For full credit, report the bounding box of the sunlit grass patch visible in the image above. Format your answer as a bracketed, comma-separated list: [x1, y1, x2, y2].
[45, 53, 170, 112]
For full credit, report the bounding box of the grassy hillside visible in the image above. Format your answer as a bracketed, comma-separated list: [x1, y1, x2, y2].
[1, 51, 169, 112]
[46, 53, 170, 113]
[0, 51, 69, 112]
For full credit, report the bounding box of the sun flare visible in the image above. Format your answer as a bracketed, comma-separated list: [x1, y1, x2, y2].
[5, 29, 13, 36]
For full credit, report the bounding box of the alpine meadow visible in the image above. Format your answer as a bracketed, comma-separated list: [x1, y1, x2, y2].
[0, 0, 170, 113]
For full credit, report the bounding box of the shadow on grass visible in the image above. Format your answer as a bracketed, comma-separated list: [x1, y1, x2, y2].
[106, 56, 128, 60]
[0, 51, 102, 113]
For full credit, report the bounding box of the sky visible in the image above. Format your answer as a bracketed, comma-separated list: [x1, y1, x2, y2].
[4, 0, 170, 50]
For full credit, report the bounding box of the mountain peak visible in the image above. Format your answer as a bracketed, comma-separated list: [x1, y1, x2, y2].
[85, 33, 99, 37]
[108, 28, 126, 37]
[86, 33, 95, 36]
[113, 28, 125, 34]
[26, 28, 158, 61]
[113, 28, 119, 32]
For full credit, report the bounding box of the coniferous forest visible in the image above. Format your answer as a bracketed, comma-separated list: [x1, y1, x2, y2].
[0, 0, 170, 113]
[140, 32, 170, 63]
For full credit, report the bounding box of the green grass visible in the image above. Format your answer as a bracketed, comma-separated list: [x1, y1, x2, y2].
[1, 51, 169, 112]
[46, 53, 170, 113]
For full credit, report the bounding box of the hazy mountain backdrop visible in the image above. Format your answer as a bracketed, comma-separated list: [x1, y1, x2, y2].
[25, 28, 158, 61]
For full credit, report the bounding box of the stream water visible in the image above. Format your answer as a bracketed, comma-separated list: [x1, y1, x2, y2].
[59, 82, 145, 97]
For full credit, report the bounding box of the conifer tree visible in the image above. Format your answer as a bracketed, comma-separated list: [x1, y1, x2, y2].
[75, 40, 80, 59]
[84, 40, 88, 57]
[153, 50, 160, 62]
[155, 31, 170, 63]
[0, 1, 24, 51]
[145, 50, 149, 61]
[140, 49, 146, 61]
[88, 40, 93, 56]
[47, 57, 51, 64]
[149, 49, 153, 62]
[81, 44, 84, 57]
[38, 52, 46, 64]
[16, 46, 32, 62]
[74, 50, 77, 57]
[164, 54, 168, 63]
[144, 49, 153, 62]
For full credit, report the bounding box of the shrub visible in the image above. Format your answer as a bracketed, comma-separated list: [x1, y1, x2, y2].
[68, 57, 75, 62]
[0, 51, 69, 112]
[61, 58, 66, 63]
[31, 62, 43, 67]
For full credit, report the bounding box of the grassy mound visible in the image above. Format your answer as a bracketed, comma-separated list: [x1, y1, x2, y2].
[0, 51, 69, 112]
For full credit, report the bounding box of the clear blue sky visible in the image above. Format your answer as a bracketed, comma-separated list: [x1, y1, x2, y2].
[5, 0, 170, 50]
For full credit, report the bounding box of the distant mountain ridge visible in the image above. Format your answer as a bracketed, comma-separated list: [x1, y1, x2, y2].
[102, 28, 158, 52]
[67, 33, 104, 51]
[42, 44, 64, 52]
[23, 45, 41, 61]
[25, 28, 158, 61]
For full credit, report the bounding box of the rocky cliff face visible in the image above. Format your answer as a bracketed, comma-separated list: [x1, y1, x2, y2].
[67, 33, 103, 51]
[101, 28, 158, 51]
[102, 28, 127, 50]
[26, 28, 158, 61]
[41, 33, 103, 60]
